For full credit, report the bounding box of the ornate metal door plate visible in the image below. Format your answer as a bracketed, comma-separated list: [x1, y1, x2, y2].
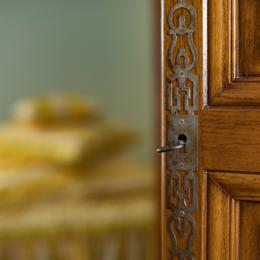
[160, 0, 199, 259]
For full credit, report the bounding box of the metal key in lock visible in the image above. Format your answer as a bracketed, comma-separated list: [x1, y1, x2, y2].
[156, 134, 187, 153]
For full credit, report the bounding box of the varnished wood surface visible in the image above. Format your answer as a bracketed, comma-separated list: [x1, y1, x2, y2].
[201, 0, 260, 259]
[208, 0, 230, 104]
[209, 172, 260, 201]
[239, 0, 260, 77]
[200, 109, 260, 172]
[208, 0, 260, 106]
[162, 0, 260, 259]
[207, 172, 260, 259]
[207, 176, 231, 260]
[239, 201, 260, 260]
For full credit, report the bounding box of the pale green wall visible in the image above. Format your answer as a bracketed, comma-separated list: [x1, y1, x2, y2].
[0, 0, 154, 160]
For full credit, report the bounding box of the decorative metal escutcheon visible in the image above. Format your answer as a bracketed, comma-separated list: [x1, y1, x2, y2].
[158, 0, 199, 259]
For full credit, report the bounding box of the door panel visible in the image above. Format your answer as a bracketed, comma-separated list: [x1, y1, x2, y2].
[240, 202, 260, 260]
[207, 172, 260, 259]
[161, 0, 260, 259]
[239, 0, 260, 77]
[208, 0, 260, 105]
[204, 0, 260, 258]
[201, 109, 260, 172]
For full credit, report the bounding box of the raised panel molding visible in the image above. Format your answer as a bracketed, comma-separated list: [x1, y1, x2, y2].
[206, 171, 260, 259]
[206, 0, 260, 106]
[207, 173, 239, 259]
[209, 172, 260, 201]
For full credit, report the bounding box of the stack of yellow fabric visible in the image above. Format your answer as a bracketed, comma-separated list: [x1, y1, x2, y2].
[0, 95, 157, 260]
[0, 94, 136, 166]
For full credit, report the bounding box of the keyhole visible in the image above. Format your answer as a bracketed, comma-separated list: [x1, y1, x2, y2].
[178, 134, 187, 144]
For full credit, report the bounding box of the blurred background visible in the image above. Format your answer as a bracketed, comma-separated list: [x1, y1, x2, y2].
[0, 0, 159, 259]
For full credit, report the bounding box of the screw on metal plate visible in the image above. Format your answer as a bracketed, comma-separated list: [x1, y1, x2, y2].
[179, 118, 185, 124]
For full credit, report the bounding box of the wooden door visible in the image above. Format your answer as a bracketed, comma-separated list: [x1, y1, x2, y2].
[160, 0, 260, 259]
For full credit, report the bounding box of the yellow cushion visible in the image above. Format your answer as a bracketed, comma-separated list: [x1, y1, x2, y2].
[0, 122, 136, 165]
[12, 95, 102, 128]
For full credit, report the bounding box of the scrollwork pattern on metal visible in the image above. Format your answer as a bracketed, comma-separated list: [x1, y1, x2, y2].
[166, 0, 198, 259]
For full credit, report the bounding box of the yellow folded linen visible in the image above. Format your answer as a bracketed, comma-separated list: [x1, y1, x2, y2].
[12, 95, 102, 128]
[0, 159, 155, 212]
[0, 160, 157, 259]
[0, 122, 136, 166]
[0, 197, 156, 237]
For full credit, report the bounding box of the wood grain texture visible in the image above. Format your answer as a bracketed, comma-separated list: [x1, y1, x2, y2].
[200, 109, 260, 172]
[162, 0, 260, 259]
[208, 0, 230, 103]
[239, 0, 260, 77]
[201, 1, 260, 259]
[208, 0, 260, 105]
[207, 177, 231, 260]
[239, 201, 260, 260]
[207, 172, 260, 260]
[209, 172, 260, 201]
